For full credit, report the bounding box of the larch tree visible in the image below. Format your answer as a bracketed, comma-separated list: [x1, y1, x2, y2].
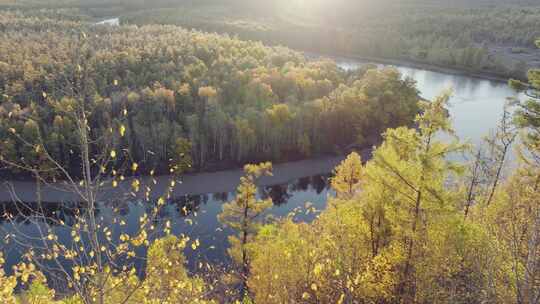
[483, 101, 518, 206]
[331, 152, 363, 199]
[143, 235, 214, 304]
[510, 39, 540, 160]
[497, 39, 540, 304]
[485, 165, 540, 304]
[218, 162, 273, 299]
[364, 91, 467, 302]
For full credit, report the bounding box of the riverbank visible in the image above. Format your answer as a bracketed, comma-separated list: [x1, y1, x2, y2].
[94, 17, 119, 25]
[101, 16, 519, 84]
[306, 51, 517, 84]
[0, 151, 371, 204]
[104, 15, 526, 83]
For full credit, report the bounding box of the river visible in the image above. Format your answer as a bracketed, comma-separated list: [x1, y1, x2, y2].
[0, 56, 524, 275]
[94, 17, 120, 26]
[333, 57, 524, 146]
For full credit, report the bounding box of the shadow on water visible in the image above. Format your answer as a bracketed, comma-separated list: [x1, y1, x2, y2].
[0, 174, 332, 280]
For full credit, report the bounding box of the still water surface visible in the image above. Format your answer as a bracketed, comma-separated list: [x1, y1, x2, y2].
[335, 58, 524, 145]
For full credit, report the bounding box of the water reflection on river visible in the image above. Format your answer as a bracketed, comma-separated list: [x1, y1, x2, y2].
[0, 174, 332, 272]
[335, 58, 524, 146]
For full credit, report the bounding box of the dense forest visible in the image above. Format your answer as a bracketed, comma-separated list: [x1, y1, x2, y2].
[119, 0, 540, 79]
[2, 2, 540, 304]
[0, 12, 419, 176]
[2, 0, 540, 78]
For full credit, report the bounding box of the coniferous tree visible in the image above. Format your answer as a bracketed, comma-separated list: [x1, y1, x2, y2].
[218, 162, 273, 298]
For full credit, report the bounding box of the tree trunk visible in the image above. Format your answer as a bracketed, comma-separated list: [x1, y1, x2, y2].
[465, 150, 482, 219]
[486, 143, 509, 206]
[397, 134, 433, 303]
[522, 174, 540, 304]
[241, 201, 250, 299]
[523, 207, 540, 304]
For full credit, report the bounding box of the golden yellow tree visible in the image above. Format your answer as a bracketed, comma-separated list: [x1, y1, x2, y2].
[218, 162, 273, 299]
[331, 152, 363, 198]
[143, 235, 213, 304]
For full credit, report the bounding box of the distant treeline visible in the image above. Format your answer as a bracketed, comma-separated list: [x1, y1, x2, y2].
[119, 0, 540, 80]
[2, 1, 538, 78]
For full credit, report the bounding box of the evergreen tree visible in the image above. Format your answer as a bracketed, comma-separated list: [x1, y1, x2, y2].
[331, 152, 363, 198]
[218, 162, 273, 298]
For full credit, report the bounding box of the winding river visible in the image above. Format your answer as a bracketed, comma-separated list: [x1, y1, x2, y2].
[0, 56, 525, 274]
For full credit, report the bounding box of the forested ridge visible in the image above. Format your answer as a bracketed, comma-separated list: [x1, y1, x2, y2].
[0, 12, 419, 177]
[118, 0, 540, 80]
[3, 0, 540, 79]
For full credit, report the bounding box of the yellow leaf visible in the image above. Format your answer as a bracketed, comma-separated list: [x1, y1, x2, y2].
[110, 150, 117, 158]
[132, 179, 140, 192]
[314, 263, 323, 276]
[120, 125, 126, 137]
